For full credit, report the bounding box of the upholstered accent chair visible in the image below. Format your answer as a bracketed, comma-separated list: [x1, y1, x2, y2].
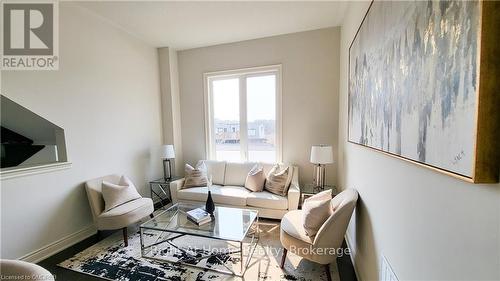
[0, 260, 54, 281]
[280, 188, 358, 281]
[85, 174, 154, 246]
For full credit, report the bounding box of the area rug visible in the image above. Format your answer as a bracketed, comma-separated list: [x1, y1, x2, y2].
[58, 220, 339, 281]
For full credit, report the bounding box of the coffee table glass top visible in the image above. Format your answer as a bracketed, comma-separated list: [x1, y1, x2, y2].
[141, 203, 258, 242]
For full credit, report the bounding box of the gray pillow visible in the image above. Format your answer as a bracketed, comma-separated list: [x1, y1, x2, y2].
[183, 162, 208, 188]
[302, 190, 333, 237]
[102, 175, 142, 212]
[264, 164, 289, 196]
[244, 165, 266, 192]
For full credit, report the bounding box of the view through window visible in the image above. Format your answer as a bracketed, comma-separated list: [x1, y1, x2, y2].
[206, 66, 281, 163]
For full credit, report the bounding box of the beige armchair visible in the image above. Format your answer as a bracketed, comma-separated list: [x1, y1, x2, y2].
[85, 174, 154, 246]
[0, 260, 54, 281]
[280, 188, 358, 281]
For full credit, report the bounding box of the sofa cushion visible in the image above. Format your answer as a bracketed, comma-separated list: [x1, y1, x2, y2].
[224, 162, 257, 186]
[261, 163, 275, 175]
[177, 185, 250, 206]
[212, 186, 250, 206]
[247, 191, 288, 210]
[198, 160, 226, 185]
[177, 186, 208, 202]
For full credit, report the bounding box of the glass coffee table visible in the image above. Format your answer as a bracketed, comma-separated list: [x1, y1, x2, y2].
[140, 203, 259, 276]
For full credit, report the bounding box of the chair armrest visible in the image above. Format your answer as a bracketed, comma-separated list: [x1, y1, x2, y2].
[287, 167, 300, 210]
[169, 178, 185, 203]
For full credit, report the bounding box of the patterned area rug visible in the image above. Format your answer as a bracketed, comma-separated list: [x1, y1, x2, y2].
[59, 220, 339, 281]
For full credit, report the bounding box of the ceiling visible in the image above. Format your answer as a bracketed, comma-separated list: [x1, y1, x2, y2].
[74, 1, 348, 50]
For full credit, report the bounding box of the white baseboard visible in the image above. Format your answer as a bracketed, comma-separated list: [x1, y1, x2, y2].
[345, 234, 362, 281]
[19, 225, 97, 263]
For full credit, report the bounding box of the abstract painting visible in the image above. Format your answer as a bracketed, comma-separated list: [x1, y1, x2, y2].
[348, 1, 499, 182]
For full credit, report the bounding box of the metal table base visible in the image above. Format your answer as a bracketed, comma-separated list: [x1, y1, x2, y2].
[140, 216, 260, 276]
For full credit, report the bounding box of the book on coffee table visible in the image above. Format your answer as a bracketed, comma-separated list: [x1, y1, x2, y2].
[186, 208, 212, 225]
[187, 215, 212, 226]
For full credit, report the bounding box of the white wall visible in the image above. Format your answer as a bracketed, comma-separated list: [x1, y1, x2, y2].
[0, 3, 163, 259]
[338, 2, 500, 280]
[177, 28, 340, 186]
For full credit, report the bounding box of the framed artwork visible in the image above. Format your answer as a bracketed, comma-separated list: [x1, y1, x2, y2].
[348, 1, 499, 183]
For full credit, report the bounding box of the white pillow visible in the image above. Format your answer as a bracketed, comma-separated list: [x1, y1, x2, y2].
[183, 162, 208, 188]
[302, 190, 333, 237]
[264, 164, 289, 196]
[102, 175, 142, 212]
[244, 165, 266, 192]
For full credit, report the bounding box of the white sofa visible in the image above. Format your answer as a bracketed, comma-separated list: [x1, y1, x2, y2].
[170, 160, 300, 219]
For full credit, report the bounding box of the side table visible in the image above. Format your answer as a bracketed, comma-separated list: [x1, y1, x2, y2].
[149, 177, 182, 210]
[300, 184, 338, 208]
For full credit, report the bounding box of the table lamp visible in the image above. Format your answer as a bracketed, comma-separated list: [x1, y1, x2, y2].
[310, 145, 333, 189]
[161, 144, 175, 181]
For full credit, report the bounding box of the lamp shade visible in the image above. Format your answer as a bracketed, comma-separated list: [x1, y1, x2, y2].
[310, 145, 333, 164]
[161, 145, 175, 159]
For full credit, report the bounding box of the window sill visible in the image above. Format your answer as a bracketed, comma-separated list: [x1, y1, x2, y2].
[0, 162, 72, 180]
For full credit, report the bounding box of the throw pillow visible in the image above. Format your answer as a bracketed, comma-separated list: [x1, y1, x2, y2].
[102, 176, 142, 212]
[302, 190, 333, 237]
[280, 164, 294, 189]
[307, 189, 332, 201]
[183, 162, 208, 188]
[244, 165, 266, 192]
[118, 174, 137, 188]
[264, 164, 289, 196]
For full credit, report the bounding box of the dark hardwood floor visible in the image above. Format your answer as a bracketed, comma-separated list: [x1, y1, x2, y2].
[37, 233, 104, 281]
[336, 240, 358, 281]
[37, 231, 357, 281]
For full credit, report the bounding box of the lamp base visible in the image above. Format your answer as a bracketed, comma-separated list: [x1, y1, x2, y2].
[312, 164, 326, 189]
[163, 159, 173, 181]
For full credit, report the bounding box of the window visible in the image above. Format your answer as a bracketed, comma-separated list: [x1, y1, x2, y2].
[204, 65, 282, 163]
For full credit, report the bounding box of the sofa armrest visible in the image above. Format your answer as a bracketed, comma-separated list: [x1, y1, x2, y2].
[169, 178, 185, 204]
[287, 167, 300, 210]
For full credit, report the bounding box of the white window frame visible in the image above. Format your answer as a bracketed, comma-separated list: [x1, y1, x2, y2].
[203, 64, 282, 163]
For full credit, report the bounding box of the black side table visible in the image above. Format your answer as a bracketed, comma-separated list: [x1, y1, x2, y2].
[300, 184, 338, 208]
[149, 177, 182, 210]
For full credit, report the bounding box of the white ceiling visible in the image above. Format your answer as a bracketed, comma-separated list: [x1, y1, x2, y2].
[74, 1, 348, 50]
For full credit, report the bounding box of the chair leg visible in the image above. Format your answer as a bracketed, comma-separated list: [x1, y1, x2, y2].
[96, 230, 102, 242]
[280, 248, 288, 268]
[122, 227, 128, 247]
[150, 213, 154, 218]
[325, 264, 332, 281]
